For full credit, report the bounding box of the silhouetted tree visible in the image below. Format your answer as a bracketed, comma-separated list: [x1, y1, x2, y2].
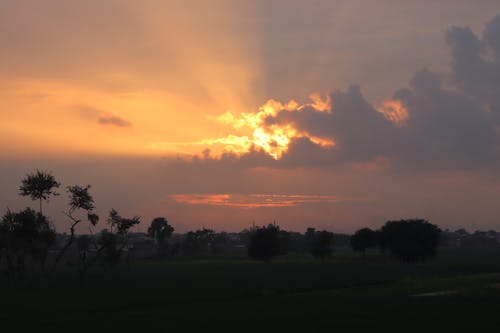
[379, 219, 441, 262]
[53, 185, 99, 268]
[248, 224, 288, 262]
[350, 228, 377, 257]
[310, 230, 334, 260]
[182, 228, 214, 256]
[148, 217, 174, 256]
[107, 209, 140, 236]
[19, 170, 60, 214]
[305, 227, 316, 242]
[77, 210, 139, 279]
[0, 208, 55, 273]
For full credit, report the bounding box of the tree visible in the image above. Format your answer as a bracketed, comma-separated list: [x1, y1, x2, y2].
[77, 210, 139, 279]
[19, 170, 60, 214]
[310, 230, 334, 260]
[182, 228, 214, 256]
[107, 209, 140, 236]
[53, 185, 99, 268]
[350, 228, 377, 257]
[99, 229, 121, 267]
[247, 224, 288, 262]
[148, 217, 174, 245]
[0, 208, 56, 273]
[102, 209, 140, 265]
[379, 219, 441, 262]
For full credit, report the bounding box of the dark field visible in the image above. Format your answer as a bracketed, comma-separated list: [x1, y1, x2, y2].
[2, 250, 500, 332]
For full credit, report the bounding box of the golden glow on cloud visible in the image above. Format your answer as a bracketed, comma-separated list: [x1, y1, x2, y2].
[199, 95, 335, 159]
[147, 94, 335, 160]
[0, 1, 260, 158]
[169, 193, 345, 208]
[376, 100, 409, 127]
[0, 2, 408, 161]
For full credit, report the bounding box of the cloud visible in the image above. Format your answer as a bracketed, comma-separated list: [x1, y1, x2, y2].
[391, 68, 498, 169]
[76, 105, 133, 128]
[169, 193, 351, 209]
[264, 85, 399, 165]
[179, 14, 500, 171]
[446, 14, 500, 126]
[98, 114, 132, 127]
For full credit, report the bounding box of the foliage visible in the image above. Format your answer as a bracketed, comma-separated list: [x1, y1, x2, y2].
[148, 217, 174, 244]
[107, 209, 140, 235]
[182, 228, 214, 256]
[147, 217, 175, 257]
[53, 185, 99, 269]
[350, 228, 378, 255]
[380, 219, 442, 262]
[67, 185, 95, 212]
[19, 170, 60, 213]
[247, 224, 288, 262]
[0, 208, 56, 272]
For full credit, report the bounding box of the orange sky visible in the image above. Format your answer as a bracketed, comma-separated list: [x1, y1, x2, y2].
[4, 0, 494, 159]
[2, 1, 500, 233]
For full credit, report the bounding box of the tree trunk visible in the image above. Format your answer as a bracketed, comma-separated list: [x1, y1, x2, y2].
[53, 222, 78, 270]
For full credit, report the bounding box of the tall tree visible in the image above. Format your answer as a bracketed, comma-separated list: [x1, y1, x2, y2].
[53, 185, 99, 268]
[19, 170, 60, 214]
[148, 217, 175, 257]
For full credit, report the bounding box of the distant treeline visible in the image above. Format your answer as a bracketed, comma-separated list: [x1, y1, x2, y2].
[1, 170, 498, 280]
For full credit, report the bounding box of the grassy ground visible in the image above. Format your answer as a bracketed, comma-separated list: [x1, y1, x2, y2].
[1, 249, 500, 331]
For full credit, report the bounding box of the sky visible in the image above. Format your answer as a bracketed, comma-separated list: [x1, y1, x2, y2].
[2, 0, 500, 233]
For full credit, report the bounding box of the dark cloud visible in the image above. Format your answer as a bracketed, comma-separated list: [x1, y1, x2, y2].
[446, 14, 500, 125]
[485, 14, 500, 58]
[192, 14, 500, 171]
[266, 85, 398, 165]
[392, 68, 498, 169]
[76, 105, 132, 128]
[138, 13, 500, 174]
[98, 114, 132, 127]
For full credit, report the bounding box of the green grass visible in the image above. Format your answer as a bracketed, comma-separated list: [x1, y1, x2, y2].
[1, 249, 500, 331]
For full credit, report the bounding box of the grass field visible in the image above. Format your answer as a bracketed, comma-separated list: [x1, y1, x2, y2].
[2, 249, 500, 331]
